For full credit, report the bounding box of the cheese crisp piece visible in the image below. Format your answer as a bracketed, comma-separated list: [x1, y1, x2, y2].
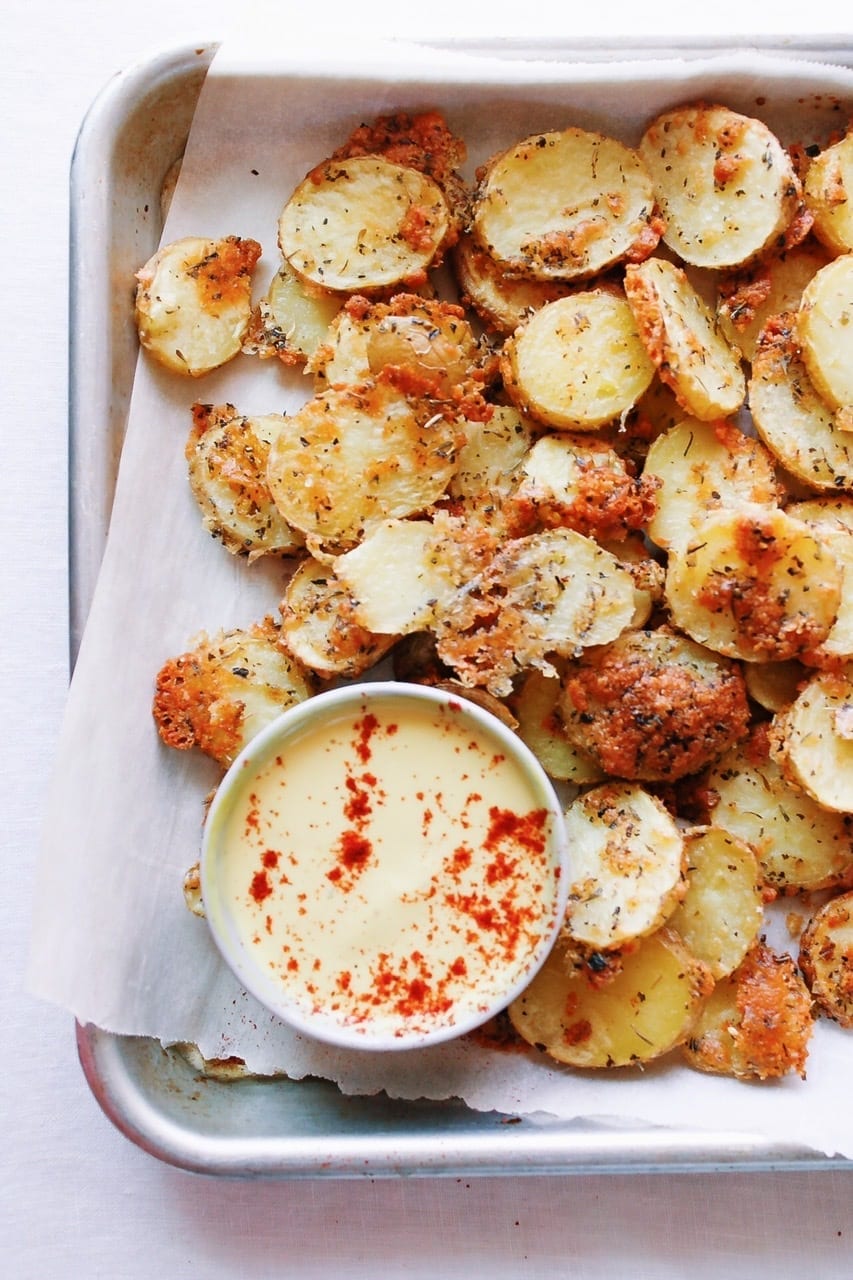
[800, 890, 853, 1027]
[749, 314, 853, 490]
[501, 291, 655, 430]
[265, 379, 461, 550]
[279, 155, 451, 293]
[773, 668, 853, 814]
[562, 781, 686, 949]
[472, 127, 659, 282]
[804, 131, 853, 255]
[639, 103, 802, 269]
[135, 235, 261, 377]
[509, 927, 712, 1070]
[796, 254, 853, 418]
[625, 257, 746, 421]
[665, 504, 842, 664]
[435, 528, 637, 697]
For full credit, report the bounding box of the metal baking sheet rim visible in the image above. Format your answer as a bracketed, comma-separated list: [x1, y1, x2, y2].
[69, 36, 853, 1178]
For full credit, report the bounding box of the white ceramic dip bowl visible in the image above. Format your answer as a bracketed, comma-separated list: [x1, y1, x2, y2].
[201, 680, 570, 1051]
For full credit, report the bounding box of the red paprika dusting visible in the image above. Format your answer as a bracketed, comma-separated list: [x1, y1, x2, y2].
[249, 869, 272, 904]
[262, 850, 279, 869]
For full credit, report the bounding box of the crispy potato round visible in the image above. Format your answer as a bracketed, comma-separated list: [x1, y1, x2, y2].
[185, 403, 303, 559]
[667, 827, 764, 980]
[748, 313, 853, 491]
[452, 231, 574, 334]
[682, 942, 812, 1080]
[716, 241, 831, 362]
[704, 733, 853, 893]
[509, 668, 603, 785]
[241, 260, 343, 366]
[135, 235, 261, 377]
[788, 496, 853, 660]
[152, 619, 316, 768]
[799, 890, 853, 1026]
[664, 504, 842, 664]
[509, 927, 712, 1069]
[643, 417, 781, 551]
[279, 155, 451, 293]
[473, 127, 658, 282]
[773, 668, 853, 813]
[501, 291, 656, 430]
[743, 659, 807, 713]
[625, 257, 746, 421]
[563, 781, 686, 949]
[265, 379, 462, 550]
[560, 629, 750, 782]
[278, 557, 395, 680]
[639, 103, 802, 269]
[796, 253, 853, 418]
[804, 131, 853, 255]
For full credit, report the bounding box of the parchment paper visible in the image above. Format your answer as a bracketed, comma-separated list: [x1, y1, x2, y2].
[30, 34, 853, 1158]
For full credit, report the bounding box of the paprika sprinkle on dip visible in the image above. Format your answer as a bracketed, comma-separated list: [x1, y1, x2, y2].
[201, 682, 569, 1050]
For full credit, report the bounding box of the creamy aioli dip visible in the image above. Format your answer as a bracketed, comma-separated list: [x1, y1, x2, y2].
[202, 683, 568, 1047]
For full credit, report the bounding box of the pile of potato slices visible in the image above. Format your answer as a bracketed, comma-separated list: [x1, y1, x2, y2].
[138, 102, 853, 1081]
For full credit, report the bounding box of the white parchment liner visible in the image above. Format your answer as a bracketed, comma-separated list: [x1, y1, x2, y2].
[31, 35, 853, 1157]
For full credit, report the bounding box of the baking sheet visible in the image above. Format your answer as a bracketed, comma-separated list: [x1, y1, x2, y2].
[36, 35, 853, 1170]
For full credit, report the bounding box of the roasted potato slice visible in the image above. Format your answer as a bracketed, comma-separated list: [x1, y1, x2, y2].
[501, 291, 655, 431]
[509, 927, 712, 1069]
[452, 231, 573, 333]
[639, 103, 802, 269]
[241, 259, 343, 365]
[796, 253, 853, 421]
[265, 379, 462, 550]
[772, 668, 853, 813]
[152, 618, 316, 768]
[472, 127, 659, 282]
[625, 257, 746, 421]
[682, 941, 812, 1080]
[804, 130, 853, 255]
[716, 241, 831, 362]
[279, 155, 452, 293]
[278, 557, 395, 679]
[667, 827, 764, 980]
[643, 417, 781, 551]
[185, 403, 303, 559]
[434, 529, 637, 697]
[743, 659, 807, 713]
[748, 313, 853, 491]
[135, 235, 261, 377]
[560, 628, 750, 782]
[563, 781, 686, 948]
[788, 496, 853, 660]
[510, 668, 603, 785]
[799, 889, 853, 1026]
[446, 405, 539, 532]
[703, 733, 853, 893]
[664, 504, 842, 664]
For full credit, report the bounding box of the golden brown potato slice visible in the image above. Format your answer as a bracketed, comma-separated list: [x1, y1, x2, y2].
[748, 314, 853, 491]
[435, 529, 637, 697]
[703, 733, 853, 893]
[452, 231, 574, 333]
[772, 668, 853, 813]
[278, 557, 395, 679]
[446, 405, 539, 533]
[472, 127, 659, 281]
[241, 260, 343, 365]
[135, 235, 261, 377]
[639, 103, 802, 269]
[716, 241, 831, 362]
[667, 827, 765, 980]
[509, 927, 712, 1069]
[743, 659, 807, 713]
[152, 618, 317, 768]
[796, 254, 853, 420]
[265, 379, 462, 550]
[185, 403, 304, 559]
[560, 628, 750, 782]
[625, 257, 746, 421]
[509, 668, 603, 784]
[279, 156, 451, 293]
[643, 417, 781, 551]
[788, 496, 853, 660]
[664, 504, 842, 664]
[799, 889, 853, 1026]
[501, 291, 655, 430]
[804, 131, 853, 255]
[682, 941, 812, 1080]
[563, 782, 686, 949]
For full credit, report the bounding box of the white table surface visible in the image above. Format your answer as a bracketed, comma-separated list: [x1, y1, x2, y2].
[4, 1, 853, 1275]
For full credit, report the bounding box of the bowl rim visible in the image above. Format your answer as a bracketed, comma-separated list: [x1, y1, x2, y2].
[200, 679, 570, 1052]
